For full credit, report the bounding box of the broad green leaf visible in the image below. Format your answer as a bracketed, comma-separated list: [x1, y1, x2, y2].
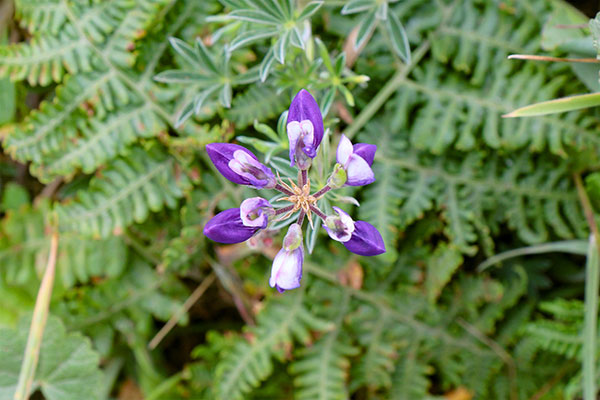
[168, 37, 199, 66]
[297, 1, 324, 21]
[1, 183, 30, 212]
[229, 28, 278, 52]
[0, 316, 102, 400]
[355, 9, 377, 49]
[341, 0, 373, 15]
[154, 70, 215, 84]
[229, 9, 281, 25]
[504, 92, 600, 117]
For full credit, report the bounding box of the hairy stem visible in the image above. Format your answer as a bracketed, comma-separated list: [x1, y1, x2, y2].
[309, 205, 327, 221]
[301, 169, 308, 187]
[313, 185, 331, 199]
[275, 183, 294, 196]
[275, 205, 295, 215]
[297, 211, 305, 226]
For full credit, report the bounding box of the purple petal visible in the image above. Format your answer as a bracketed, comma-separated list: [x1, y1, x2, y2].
[345, 154, 375, 186]
[287, 89, 324, 152]
[206, 143, 275, 188]
[336, 134, 353, 166]
[204, 208, 259, 244]
[343, 220, 386, 256]
[353, 143, 377, 166]
[270, 246, 303, 291]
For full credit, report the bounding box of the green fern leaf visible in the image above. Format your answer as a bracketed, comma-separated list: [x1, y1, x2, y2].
[226, 84, 288, 128]
[57, 146, 191, 237]
[390, 345, 431, 400]
[215, 289, 333, 400]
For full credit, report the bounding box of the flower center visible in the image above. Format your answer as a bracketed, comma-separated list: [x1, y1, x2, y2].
[278, 176, 317, 219]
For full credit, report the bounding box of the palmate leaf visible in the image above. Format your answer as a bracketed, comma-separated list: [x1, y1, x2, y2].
[214, 289, 333, 400]
[0, 315, 103, 400]
[57, 146, 191, 237]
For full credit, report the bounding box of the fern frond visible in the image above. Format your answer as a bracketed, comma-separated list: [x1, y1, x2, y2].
[394, 0, 600, 156]
[348, 305, 409, 392]
[33, 104, 164, 181]
[390, 345, 431, 400]
[361, 125, 586, 255]
[359, 124, 403, 261]
[291, 291, 359, 400]
[226, 84, 287, 128]
[57, 146, 191, 237]
[215, 289, 333, 400]
[0, 200, 126, 290]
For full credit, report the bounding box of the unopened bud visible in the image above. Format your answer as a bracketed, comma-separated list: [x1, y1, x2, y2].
[327, 163, 347, 189]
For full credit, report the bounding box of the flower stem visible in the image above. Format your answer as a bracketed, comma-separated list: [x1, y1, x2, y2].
[301, 169, 308, 187]
[342, 39, 431, 140]
[313, 185, 331, 199]
[297, 211, 305, 226]
[309, 205, 327, 221]
[275, 205, 295, 215]
[275, 183, 294, 196]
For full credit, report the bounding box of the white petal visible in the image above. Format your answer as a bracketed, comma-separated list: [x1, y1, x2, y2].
[269, 248, 286, 288]
[274, 247, 303, 290]
[346, 154, 375, 186]
[336, 134, 353, 166]
[300, 120, 314, 146]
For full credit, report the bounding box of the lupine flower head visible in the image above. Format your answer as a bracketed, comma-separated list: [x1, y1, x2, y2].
[204, 89, 385, 293]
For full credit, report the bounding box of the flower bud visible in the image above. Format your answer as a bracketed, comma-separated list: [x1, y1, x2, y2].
[240, 197, 274, 229]
[343, 220, 386, 256]
[323, 207, 355, 242]
[206, 143, 276, 189]
[269, 223, 304, 293]
[203, 208, 260, 244]
[287, 89, 324, 168]
[327, 163, 348, 189]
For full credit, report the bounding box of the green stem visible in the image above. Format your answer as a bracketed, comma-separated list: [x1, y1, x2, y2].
[583, 233, 599, 400]
[14, 232, 59, 400]
[574, 173, 600, 400]
[342, 40, 431, 140]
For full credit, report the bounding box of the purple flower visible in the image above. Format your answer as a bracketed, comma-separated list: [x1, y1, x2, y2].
[206, 143, 276, 189]
[240, 197, 274, 229]
[343, 220, 386, 256]
[270, 223, 304, 293]
[322, 207, 385, 255]
[204, 197, 274, 244]
[287, 89, 324, 169]
[336, 134, 376, 186]
[203, 208, 260, 244]
[323, 207, 355, 242]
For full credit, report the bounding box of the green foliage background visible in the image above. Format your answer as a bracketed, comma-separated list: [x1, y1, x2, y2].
[0, 0, 599, 399]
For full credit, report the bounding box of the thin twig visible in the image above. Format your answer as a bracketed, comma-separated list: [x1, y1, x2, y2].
[529, 363, 573, 400]
[148, 273, 216, 350]
[509, 54, 600, 63]
[14, 232, 59, 400]
[574, 173, 600, 245]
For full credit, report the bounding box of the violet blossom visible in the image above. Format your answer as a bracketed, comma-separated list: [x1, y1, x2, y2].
[203, 88, 385, 293]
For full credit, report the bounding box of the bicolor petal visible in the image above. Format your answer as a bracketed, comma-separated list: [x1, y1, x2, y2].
[353, 143, 377, 166]
[270, 223, 304, 292]
[334, 135, 376, 187]
[343, 220, 386, 256]
[345, 154, 375, 186]
[206, 143, 276, 189]
[287, 89, 324, 166]
[323, 206, 355, 243]
[204, 208, 259, 244]
[240, 197, 274, 229]
[336, 134, 353, 166]
[269, 246, 303, 293]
